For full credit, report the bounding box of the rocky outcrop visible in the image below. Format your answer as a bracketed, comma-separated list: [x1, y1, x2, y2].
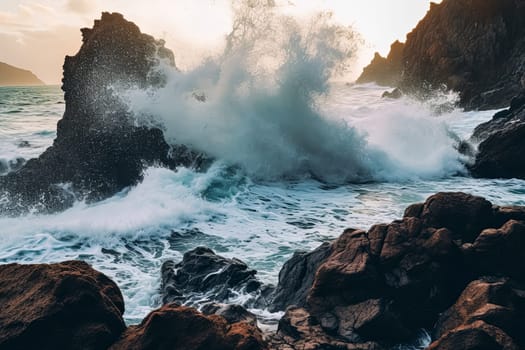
[1, 192, 524, 349]
[0, 260, 266, 350]
[357, 0, 525, 110]
[269, 306, 384, 350]
[428, 278, 525, 350]
[201, 303, 258, 326]
[270, 242, 332, 312]
[268, 192, 525, 348]
[356, 40, 405, 87]
[469, 91, 525, 179]
[161, 247, 272, 308]
[0, 62, 44, 86]
[0, 261, 126, 350]
[110, 304, 266, 350]
[0, 12, 202, 215]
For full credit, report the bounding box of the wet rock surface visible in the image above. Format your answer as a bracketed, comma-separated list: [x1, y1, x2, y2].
[110, 304, 266, 350]
[270, 242, 332, 312]
[469, 91, 525, 180]
[268, 192, 525, 348]
[428, 278, 525, 350]
[161, 247, 273, 308]
[0, 261, 126, 350]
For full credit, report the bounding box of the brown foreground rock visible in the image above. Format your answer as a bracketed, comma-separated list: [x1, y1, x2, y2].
[1, 192, 524, 349]
[110, 304, 266, 350]
[269, 192, 525, 348]
[0, 261, 266, 350]
[428, 278, 525, 349]
[0, 261, 126, 350]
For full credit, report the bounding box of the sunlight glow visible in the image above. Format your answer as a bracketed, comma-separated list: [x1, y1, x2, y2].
[0, 0, 441, 84]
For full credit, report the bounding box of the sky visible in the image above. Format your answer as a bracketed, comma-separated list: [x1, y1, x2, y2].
[0, 0, 441, 84]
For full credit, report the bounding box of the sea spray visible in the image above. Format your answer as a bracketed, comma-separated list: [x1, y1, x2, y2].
[121, 1, 467, 183]
[122, 1, 382, 183]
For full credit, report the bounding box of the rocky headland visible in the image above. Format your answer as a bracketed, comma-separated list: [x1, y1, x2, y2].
[0, 13, 203, 215]
[358, 0, 525, 111]
[0, 62, 44, 86]
[1, 192, 523, 349]
[357, 0, 525, 181]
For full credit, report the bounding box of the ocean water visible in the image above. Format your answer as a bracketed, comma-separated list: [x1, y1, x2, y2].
[1, 83, 524, 330]
[1, 7, 525, 349]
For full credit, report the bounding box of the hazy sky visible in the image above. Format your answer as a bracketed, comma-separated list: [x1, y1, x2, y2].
[0, 0, 441, 84]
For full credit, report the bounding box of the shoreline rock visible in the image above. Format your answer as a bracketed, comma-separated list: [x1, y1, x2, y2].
[0, 192, 523, 349]
[269, 192, 525, 349]
[109, 304, 265, 350]
[469, 90, 525, 179]
[0, 13, 203, 216]
[161, 247, 273, 309]
[0, 261, 126, 350]
[357, 0, 525, 110]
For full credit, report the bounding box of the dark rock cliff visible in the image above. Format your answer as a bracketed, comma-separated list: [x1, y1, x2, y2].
[357, 0, 525, 110]
[0, 13, 200, 215]
[356, 40, 405, 87]
[469, 90, 525, 179]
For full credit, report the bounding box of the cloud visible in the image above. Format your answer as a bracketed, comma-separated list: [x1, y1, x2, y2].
[66, 0, 97, 14]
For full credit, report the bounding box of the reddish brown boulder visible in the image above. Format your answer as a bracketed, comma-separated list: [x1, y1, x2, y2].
[294, 192, 525, 346]
[110, 304, 266, 350]
[464, 220, 525, 280]
[417, 192, 494, 242]
[428, 277, 525, 349]
[308, 229, 382, 313]
[0, 261, 126, 350]
[269, 306, 384, 350]
[428, 321, 520, 350]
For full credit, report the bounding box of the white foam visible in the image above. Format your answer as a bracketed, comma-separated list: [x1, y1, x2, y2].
[119, 2, 468, 184]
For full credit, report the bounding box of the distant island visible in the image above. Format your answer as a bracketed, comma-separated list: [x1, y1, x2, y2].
[0, 62, 44, 86]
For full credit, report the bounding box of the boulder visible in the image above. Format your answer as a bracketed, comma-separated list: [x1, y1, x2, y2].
[270, 241, 332, 312]
[201, 303, 258, 326]
[276, 192, 525, 347]
[471, 92, 525, 143]
[268, 306, 384, 350]
[464, 220, 525, 280]
[469, 93, 525, 179]
[0, 12, 203, 215]
[381, 88, 403, 99]
[109, 304, 266, 350]
[0, 261, 125, 350]
[418, 192, 494, 242]
[161, 247, 272, 308]
[429, 278, 525, 349]
[428, 321, 520, 350]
